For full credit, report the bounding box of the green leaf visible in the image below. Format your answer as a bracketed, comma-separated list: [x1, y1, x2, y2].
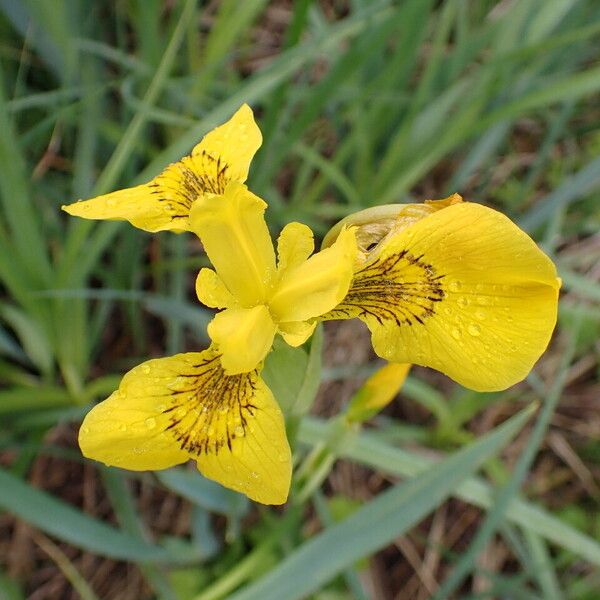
[262, 340, 309, 416]
[298, 416, 600, 568]
[0, 466, 197, 563]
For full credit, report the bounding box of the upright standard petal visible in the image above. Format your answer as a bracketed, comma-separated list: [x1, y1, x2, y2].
[269, 227, 357, 323]
[207, 305, 277, 374]
[196, 268, 238, 309]
[276, 222, 315, 275]
[324, 203, 560, 392]
[62, 105, 262, 233]
[79, 349, 291, 505]
[190, 182, 276, 306]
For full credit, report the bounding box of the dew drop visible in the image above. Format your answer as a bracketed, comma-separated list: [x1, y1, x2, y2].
[444, 307, 452, 316]
[449, 281, 462, 292]
[234, 425, 245, 437]
[468, 324, 481, 337]
[141, 364, 151, 374]
[277, 452, 288, 463]
[145, 417, 156, 429]
[106, 198, 117, 207]
[476, 296, 488, 306]
[475, 310, 486, 320]
[81, 426, 90, 435]
[251, 471, 259, 479]
[119, 423, 127, 432]
[176, 407, 187, 418]
[457, 296, 469, 308]
[451, 327, 462, 340]
[156, 403, 167, 412]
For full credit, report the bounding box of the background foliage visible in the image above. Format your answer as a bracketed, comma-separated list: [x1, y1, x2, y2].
[0, 0, 599, 598]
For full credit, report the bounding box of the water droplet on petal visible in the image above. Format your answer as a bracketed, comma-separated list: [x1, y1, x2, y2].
[234, 425, 245, 437]
[457, 296, 468, 308]
[145, 417, 156, 429]
[277, 452, 288, 463]
[107, 198, 117, 207]
[449, 281, 462, 292]
[475, 310, 486, 320]
[176, 407, 187, 418]
[141, 364, 151, 374]
[468, 324, 481, 336]
[119, 423, 127, 432]
[81, 426, 90, 435]
[451, 327, 462, 340]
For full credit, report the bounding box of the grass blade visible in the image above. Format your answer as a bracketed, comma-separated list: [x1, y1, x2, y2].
[0, 466, 194, 563]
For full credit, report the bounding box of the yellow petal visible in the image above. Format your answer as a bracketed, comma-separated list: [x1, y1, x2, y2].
[196, 268, 238, 309]
[192, 104, 262, 184]
[325, 203, 560, 392]
[79, 355, 198, 471]
[346, 363, 411, 423]
[276, 222, 314, 274]
[62, 153, 227, 233]
[79, 349, 291, 504]
[207, 305, 277, 374]
[189, 182, 276, 306]
[62, 183, 178, 233]
[63, 105, 261, 233]
[269, 227, 357, 323]
[197, 370, 291, 506]
[278, 320, 317, 346]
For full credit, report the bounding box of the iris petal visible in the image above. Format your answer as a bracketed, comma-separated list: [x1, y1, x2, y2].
[269, 227, 357, 323]
[191, 103, 262, 183]
[208, 305, 277, 374]
[79, 348, 291, 505]
[276, 222, 314, 275]
[325, 203, 560, 391]
[190, 182, 276, 306]
[62, 104, 262, 233]
[196, 268, 238, 309]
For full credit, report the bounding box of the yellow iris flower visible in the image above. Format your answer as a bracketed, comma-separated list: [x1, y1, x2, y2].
[189, 181, 357, 374]
[77, 191, 357, 505]
[65, 105, 561, 507]
[321, 195, 561, 392]
[62, 104, 262, 232]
